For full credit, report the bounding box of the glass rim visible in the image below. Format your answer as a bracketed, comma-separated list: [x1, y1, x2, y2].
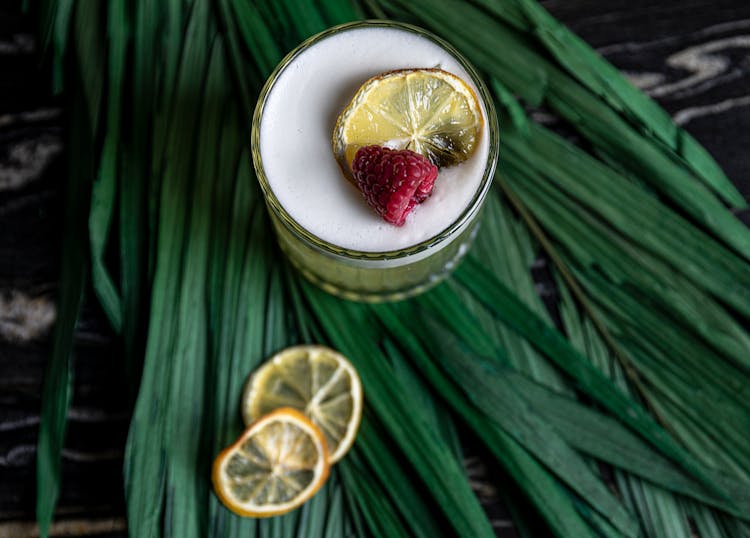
[251, 19, 499, 261]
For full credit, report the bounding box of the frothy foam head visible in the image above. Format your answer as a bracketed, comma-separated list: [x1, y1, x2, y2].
[259, 25, 491, 253]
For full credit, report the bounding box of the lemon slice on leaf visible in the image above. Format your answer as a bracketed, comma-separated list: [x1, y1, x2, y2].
[333, 68, 483, 175]
[243, 345, 362, 463]
[212, 408, 330, 518]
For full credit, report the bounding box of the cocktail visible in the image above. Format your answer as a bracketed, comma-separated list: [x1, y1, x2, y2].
[252, 20, 498, 301]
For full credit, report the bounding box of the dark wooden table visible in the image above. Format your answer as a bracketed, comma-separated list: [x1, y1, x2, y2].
[1, 1, 749, 536]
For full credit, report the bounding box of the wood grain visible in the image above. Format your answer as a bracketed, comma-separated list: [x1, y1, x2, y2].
[542, 0, 750, 198]
[1, 1, 748, 536]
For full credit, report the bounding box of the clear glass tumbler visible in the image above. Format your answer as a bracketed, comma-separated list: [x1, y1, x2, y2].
[252, 21, 499, 302]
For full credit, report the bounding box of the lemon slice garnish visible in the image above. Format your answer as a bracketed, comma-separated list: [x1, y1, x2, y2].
[242, 345, 362, 463]
[212, 408, 330, 518]
[333, 68, 483, 176]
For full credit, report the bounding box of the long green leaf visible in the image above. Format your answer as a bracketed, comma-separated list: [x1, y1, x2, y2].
[384, 299, 639, 537]
[37, 4, 102, 536]
[499, 370, 750, 518]
[163, 27, 226, 538]
[501, 121, 750, 321]
[300, 281, 496, 538]
[36, 67, 92, 538]
[124, 2, 213, 533]
[88, 0, 126, 333]
[507, 0, 745, 208]
[555, 265, 736, 537]
[456, 257, 728, 501]
[372, 302, 601, 537]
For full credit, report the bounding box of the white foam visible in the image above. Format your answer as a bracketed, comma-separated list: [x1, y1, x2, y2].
[259, 26, 490, 253]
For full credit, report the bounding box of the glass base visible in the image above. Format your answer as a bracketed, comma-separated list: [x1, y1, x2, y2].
[271, 211, 481, 302]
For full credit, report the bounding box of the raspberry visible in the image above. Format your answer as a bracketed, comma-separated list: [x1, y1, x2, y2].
[351, 146, 439, 226]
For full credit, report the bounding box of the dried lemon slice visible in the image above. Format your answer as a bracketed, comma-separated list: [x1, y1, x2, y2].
[333, 68, 483, 175]
[212, 408, 330, 518]
[242, 345, 362, 463]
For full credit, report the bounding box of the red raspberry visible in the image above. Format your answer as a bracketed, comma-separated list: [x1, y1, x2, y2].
[351, 146, 438, 226]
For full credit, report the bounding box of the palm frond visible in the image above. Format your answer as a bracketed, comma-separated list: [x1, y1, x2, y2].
[36, 0, 750, 537]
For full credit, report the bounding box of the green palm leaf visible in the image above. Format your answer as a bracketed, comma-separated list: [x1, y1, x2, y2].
[37, 0, 750, 537]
